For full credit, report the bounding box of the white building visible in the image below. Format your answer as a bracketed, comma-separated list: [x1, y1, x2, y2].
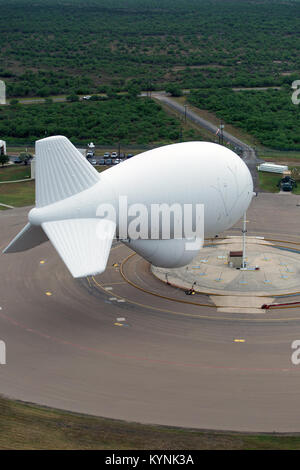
[257, 163, 288, 174]
[0, 140, 6, 155]
[31, 157, 36, 179]
[0, 81, 6, 105]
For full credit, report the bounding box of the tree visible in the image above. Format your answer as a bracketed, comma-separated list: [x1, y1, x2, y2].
[128, 84, 142, 98]
[66, 94, 79, 102]
[0, 154, 9, 166]
[9, 99, 19, 106]
[19, 152, 33, 166]
[90, 95, 101, 101]
[165, 84, 182, 97]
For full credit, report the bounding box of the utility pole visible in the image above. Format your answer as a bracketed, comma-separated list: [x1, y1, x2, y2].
[184, 104, 188, 124]
[219, 121, 224, 146]
[241, 211, 247, 269]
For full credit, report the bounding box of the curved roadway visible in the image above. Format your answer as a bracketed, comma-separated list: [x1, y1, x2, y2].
[0, 193, 300, 432]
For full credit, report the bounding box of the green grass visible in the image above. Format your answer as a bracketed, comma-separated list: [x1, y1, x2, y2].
[0, 180, 35, 207]
[1, 395, 300, 450]
[258, 171, 281, 193]
[258, 169, 300, 194]
[0, 166, 112, 208]
[258, 150, 300, 166]
[0, 165, 31, 182]
[95, 165, 109, 172]
[259, 153, 300, 163]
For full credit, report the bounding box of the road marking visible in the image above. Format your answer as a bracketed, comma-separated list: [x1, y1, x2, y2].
[102, 281, 127, 286]
[117, 317, 126, 322]
[0, 202, 14, 208]
[114, 322, 123, 327]
[109, 297, 117, 301]
[117, 299, 125, 302]
[234, 339, 245, 343]
[40, 260, 45, 264]
[91, 253, 300, 322]
[45, 292, 52, 296]
[105, 287, 113, 290]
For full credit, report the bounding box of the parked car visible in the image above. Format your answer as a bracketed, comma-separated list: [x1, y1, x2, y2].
[103, 152, 111, 158]
[113, 158, 120, 165]
[126, 153, 134, 159]
[82, 95, 92, 100]
[86, 151, 94, 158]
[98, 158, 105, 165]
[90, 159, 97, 165]
[277, 176, 297, 192]
[111, 151, 118, 158]
[105, 158, 112, 165]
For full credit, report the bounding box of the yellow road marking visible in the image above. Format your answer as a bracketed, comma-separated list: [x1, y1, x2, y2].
[234, 339, 245, 343]
[114, 322, 123, 327]
[40, 260, 45, 264]
[45, 292, 52, 296]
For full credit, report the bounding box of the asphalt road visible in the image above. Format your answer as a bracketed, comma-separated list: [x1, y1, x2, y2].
[0, 193, 300, 432]
[152, 93, 260, 191]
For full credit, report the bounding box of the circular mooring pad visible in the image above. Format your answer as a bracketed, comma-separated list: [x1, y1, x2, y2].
[152, 236, 300, 313]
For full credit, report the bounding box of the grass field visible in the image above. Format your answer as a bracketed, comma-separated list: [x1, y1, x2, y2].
[0, 165, 31, 182]
[0, 180, 35, 207]
[258, 169, 300, 194]
[259, 154, 300, 164]
[0, 165, 111, 207]
[1, 395, 300, 450]
[258, 172, 281, 193]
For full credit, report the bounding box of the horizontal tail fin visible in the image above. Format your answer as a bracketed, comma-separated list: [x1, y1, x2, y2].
[42, 218, 116, 278]
[3, 136, 114, 278]
[35, 135, 100, 208]
[3, 223, 48, 253]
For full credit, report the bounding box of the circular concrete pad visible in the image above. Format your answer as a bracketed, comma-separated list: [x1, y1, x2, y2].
[153, 236, 300, 297]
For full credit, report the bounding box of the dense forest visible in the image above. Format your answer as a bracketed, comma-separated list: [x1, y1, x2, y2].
[0, 0, 299, 149]
[188, 87, 300, 150]
[0, 0, 299, 96]
[0, 96, 183, 144]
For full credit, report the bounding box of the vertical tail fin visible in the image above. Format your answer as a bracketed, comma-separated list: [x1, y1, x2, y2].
[35, 135, 100, 207]
[3, 136, 115, 278]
